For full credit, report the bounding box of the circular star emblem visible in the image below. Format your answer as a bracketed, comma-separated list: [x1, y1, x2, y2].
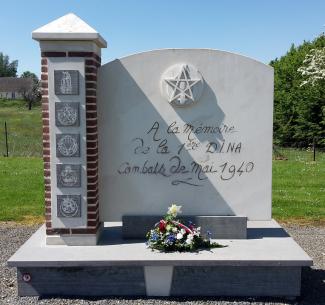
[60, 196, 79, 217]
[161, 64, 204, 107]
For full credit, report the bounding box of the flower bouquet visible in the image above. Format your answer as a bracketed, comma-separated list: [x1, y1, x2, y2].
[146, 204, 224, 252]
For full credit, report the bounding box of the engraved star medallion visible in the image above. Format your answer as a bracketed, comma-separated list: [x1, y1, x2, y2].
[162, 64, 204, 107]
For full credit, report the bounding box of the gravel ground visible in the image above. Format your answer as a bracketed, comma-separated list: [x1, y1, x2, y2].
[0, 223, 324, 305]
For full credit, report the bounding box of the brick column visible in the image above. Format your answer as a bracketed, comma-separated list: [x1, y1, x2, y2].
[32, 14, 107, 245]
[41, 57, 52, 230]
[84, 54, 101, 233]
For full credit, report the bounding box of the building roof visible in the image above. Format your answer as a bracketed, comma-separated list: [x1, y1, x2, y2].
[0, 77, 33, 92]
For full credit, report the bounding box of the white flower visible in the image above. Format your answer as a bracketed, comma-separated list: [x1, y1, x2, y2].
[176, 233, 183, 240]
[172, 227, 178, 233]
[185, 234, 194, 245]
[167, 204, 182, 217]
[180, 228, 186, 234]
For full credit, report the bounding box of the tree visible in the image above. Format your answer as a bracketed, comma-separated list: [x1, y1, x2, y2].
[20, 71, 41, 110]
[0, 52, 18, 77]
[297, 36, 325, 147]
[270, 34, 325, 148]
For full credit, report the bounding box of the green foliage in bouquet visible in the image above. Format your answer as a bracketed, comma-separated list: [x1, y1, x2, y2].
[146, 204, 225, 252]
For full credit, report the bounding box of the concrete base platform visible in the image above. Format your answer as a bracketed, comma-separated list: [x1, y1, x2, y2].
[8, 220, 312, 297]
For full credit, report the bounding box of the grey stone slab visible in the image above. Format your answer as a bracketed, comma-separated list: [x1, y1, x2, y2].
[98, 49, 273, 222]
[57, 195, 81, 218]
[56, 133, 80, 157]
[122, 215, 247, 239]
[16, 265, 301, 297]
[54, 70, 79, 95]
[55, 102, 80, 127]
[17, 266, 145, 296]
[56, 164, 81, 188]
[171, 266, 301, 297]
[8, 220, 313, 268]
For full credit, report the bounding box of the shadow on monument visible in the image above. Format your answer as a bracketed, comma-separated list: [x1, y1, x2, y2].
[37, 267, 324, 304]
[172, 74, 226, 146]
[97, 56, 237, 222]
[247, 227, 290, 239]
[97, 225, 142, 245]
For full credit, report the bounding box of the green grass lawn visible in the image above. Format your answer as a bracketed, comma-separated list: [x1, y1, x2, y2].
[0, 100, 43, 222]
[0, 157, 44, 222]
[0, 100, 324, 224]
[0, 99, 42, 157]
[272, 148, 325, 224]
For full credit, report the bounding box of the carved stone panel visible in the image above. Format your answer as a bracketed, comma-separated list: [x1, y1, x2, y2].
[55, 102, 80, 127]
[57, 164, 81, 188]
[57, 195, 81, 218]
[56, 134, 80, 157]
[54, 70, 79, 95]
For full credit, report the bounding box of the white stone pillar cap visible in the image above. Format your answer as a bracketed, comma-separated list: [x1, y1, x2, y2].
[32, 13, 107, 48]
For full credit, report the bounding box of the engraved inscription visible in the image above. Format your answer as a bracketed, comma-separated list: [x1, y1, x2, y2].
[117, 121, 255, 187]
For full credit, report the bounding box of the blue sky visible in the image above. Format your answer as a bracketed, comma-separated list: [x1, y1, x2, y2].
[0, 0, 324, 77]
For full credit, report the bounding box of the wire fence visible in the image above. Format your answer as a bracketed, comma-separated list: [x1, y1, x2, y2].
[0, 121, 42, 157]
[273, 143, 325, 162]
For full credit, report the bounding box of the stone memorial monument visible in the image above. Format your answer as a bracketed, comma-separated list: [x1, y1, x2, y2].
[8, 13, 312, 297]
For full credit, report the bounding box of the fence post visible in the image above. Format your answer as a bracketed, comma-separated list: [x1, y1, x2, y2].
[4, 121, 9, 157]
[313, 137, 316, 162]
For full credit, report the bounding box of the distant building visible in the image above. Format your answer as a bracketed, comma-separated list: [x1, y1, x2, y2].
[0, 77, 33, 99]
